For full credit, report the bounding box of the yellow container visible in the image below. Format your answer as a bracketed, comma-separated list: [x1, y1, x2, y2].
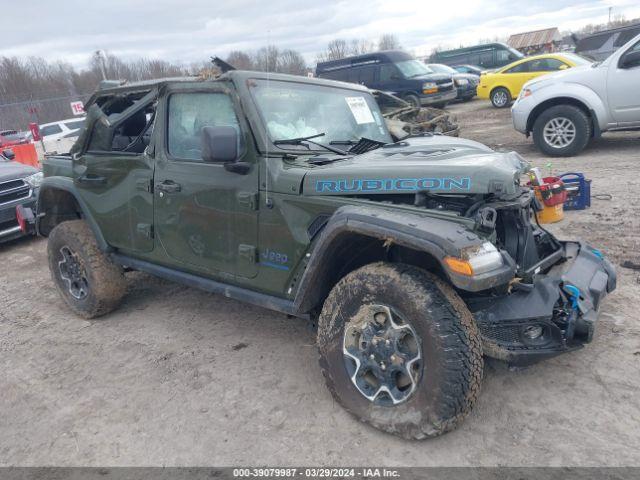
[534, 189, 564, 224]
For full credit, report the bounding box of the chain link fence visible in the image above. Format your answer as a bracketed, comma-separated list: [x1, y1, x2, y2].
[0, 91, 91, 132]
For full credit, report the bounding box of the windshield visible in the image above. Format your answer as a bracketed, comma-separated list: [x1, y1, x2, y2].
[249, 79, 392, 149]
[395, 60, 434, 78]
[560, 52, 593, 66]
[427, 64, 457, 74]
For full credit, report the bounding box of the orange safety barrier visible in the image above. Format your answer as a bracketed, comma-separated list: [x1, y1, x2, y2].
[8, 143, 39, 168]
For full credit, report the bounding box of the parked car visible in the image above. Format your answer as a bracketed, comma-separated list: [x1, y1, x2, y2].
[36, 117, 86, 154]
[316, 50, 456, 108]
[453, 64, 483, 76]
[430, 43, 524, 70]
[425, 63, 477, 101]
[33, 72, 615, 439]
[0, 130, 30, 148]
[512, 33, 640, 156]
[0, 149, 41, 242]
[478, 53, 591, 108]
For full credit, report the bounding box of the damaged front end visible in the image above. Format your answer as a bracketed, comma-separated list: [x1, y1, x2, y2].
[467, 241, 616, 366]
[460, 192, 617, 366]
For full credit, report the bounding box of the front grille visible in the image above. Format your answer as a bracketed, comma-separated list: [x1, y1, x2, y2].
[0, 179, 30, 205]
[436, 81, 454, 92]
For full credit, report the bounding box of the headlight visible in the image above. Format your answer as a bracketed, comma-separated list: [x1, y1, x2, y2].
[519, 88, 532, 100]
[444, 242, 504, 276]
[455, 78, 469, 86]
[24, 172, 43, 188]
[422, 82, 437, 90]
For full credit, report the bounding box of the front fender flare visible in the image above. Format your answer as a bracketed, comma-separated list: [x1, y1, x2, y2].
[36, 176, 110, 252]
[292, 205, 515, 313]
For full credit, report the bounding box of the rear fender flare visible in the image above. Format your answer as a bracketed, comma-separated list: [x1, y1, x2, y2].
[36, 176, 110, 252]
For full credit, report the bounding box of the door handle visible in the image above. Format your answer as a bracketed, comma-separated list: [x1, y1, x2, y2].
[157, 180, 181, 193]
[78, 174, 107, 186]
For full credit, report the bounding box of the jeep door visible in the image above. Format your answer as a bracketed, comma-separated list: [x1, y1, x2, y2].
[74, 89, 157, 253]
[607, 38, 640, 125]
[153, 84, 259, 279]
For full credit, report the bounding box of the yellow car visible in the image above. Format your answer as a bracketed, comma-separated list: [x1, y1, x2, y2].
[478, 53, 588, 108]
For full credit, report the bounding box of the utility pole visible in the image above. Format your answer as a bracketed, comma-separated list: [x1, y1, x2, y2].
[608, 6, 613, 25]
[94, 50, 107, 80]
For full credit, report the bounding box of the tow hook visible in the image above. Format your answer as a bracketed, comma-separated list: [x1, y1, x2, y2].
[562, 284, 583, 340]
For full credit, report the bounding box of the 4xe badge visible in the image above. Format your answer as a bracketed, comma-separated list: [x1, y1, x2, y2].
[261, 249, 289, 271]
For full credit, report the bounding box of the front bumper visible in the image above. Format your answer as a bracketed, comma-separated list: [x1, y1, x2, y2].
[456, 83, 477, 99]
[468, 241, 616, 366]
[511, 96, 534, 134]
[0, 190, 37, 242]
[420, 88, 457, 106]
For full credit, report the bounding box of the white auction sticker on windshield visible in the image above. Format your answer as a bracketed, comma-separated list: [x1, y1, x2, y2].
[345, 96, 375, 124]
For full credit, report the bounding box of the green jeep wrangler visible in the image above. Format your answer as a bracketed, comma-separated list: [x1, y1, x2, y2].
[35, 71, 616, 439]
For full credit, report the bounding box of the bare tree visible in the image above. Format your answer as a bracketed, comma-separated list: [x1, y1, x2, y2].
[317, 39, 350, 62]
[253, 45, 280, 72]
[278, 49, 307, 75]
[578, 14, 639, 34]
[378, 34, 401, 51]
[226, 50, 254, 70]
[350, 38, 374, 56]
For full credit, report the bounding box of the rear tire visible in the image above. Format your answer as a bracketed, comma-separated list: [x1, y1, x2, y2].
[532, 104, 591, 157]
[490, 87, 511, 108]
[47, 220, 125, 319]
[317, 262, 483, 439]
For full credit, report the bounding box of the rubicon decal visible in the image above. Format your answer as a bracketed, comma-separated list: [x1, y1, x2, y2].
[315, 177, 472, 193]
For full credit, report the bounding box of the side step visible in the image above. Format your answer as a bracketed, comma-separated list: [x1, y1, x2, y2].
[111, 253, 308, 319]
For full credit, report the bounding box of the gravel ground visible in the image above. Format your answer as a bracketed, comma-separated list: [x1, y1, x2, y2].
[2, 99, 639, 466]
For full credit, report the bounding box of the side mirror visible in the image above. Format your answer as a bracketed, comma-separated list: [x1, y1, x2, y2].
[2, 149, 15, 160]
[558, 64, 569, 70]
[620, 50, 640, 69]
[201, 125, 238, 163]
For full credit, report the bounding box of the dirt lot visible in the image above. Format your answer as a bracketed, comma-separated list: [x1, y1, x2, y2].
[2, 99, 640, 467]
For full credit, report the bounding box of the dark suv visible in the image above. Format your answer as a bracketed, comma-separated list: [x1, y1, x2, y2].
[316, 50, 456, 108]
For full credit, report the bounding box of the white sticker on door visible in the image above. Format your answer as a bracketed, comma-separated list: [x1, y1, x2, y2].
[345, 96, 375, 124]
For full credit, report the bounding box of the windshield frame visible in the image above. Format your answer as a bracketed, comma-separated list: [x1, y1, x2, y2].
[246, 78, 392, 154]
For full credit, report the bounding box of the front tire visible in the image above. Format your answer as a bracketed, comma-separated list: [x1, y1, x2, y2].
[403, 94, 421, 108]
[532, 104, 591, 157]
[47, 220, 126, 319]
[317, 262, 483, 439]
[490, 87, 511, 108]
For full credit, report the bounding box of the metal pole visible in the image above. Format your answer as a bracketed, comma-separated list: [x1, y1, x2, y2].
[95, 50, 107, 80]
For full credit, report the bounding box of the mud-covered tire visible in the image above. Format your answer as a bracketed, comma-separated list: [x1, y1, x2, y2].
[47, 220, 125, 319]
[532, 104, 591, 157]
[317, 262, 483, 439]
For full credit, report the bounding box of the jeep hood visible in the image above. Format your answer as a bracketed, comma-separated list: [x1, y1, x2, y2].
[302, 136, 529, 197]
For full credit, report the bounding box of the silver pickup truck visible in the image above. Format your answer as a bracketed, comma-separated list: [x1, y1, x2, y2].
[512, 33, 640, 156]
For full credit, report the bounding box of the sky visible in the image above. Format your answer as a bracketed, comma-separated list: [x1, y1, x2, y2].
[1, 0, 640, 68]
